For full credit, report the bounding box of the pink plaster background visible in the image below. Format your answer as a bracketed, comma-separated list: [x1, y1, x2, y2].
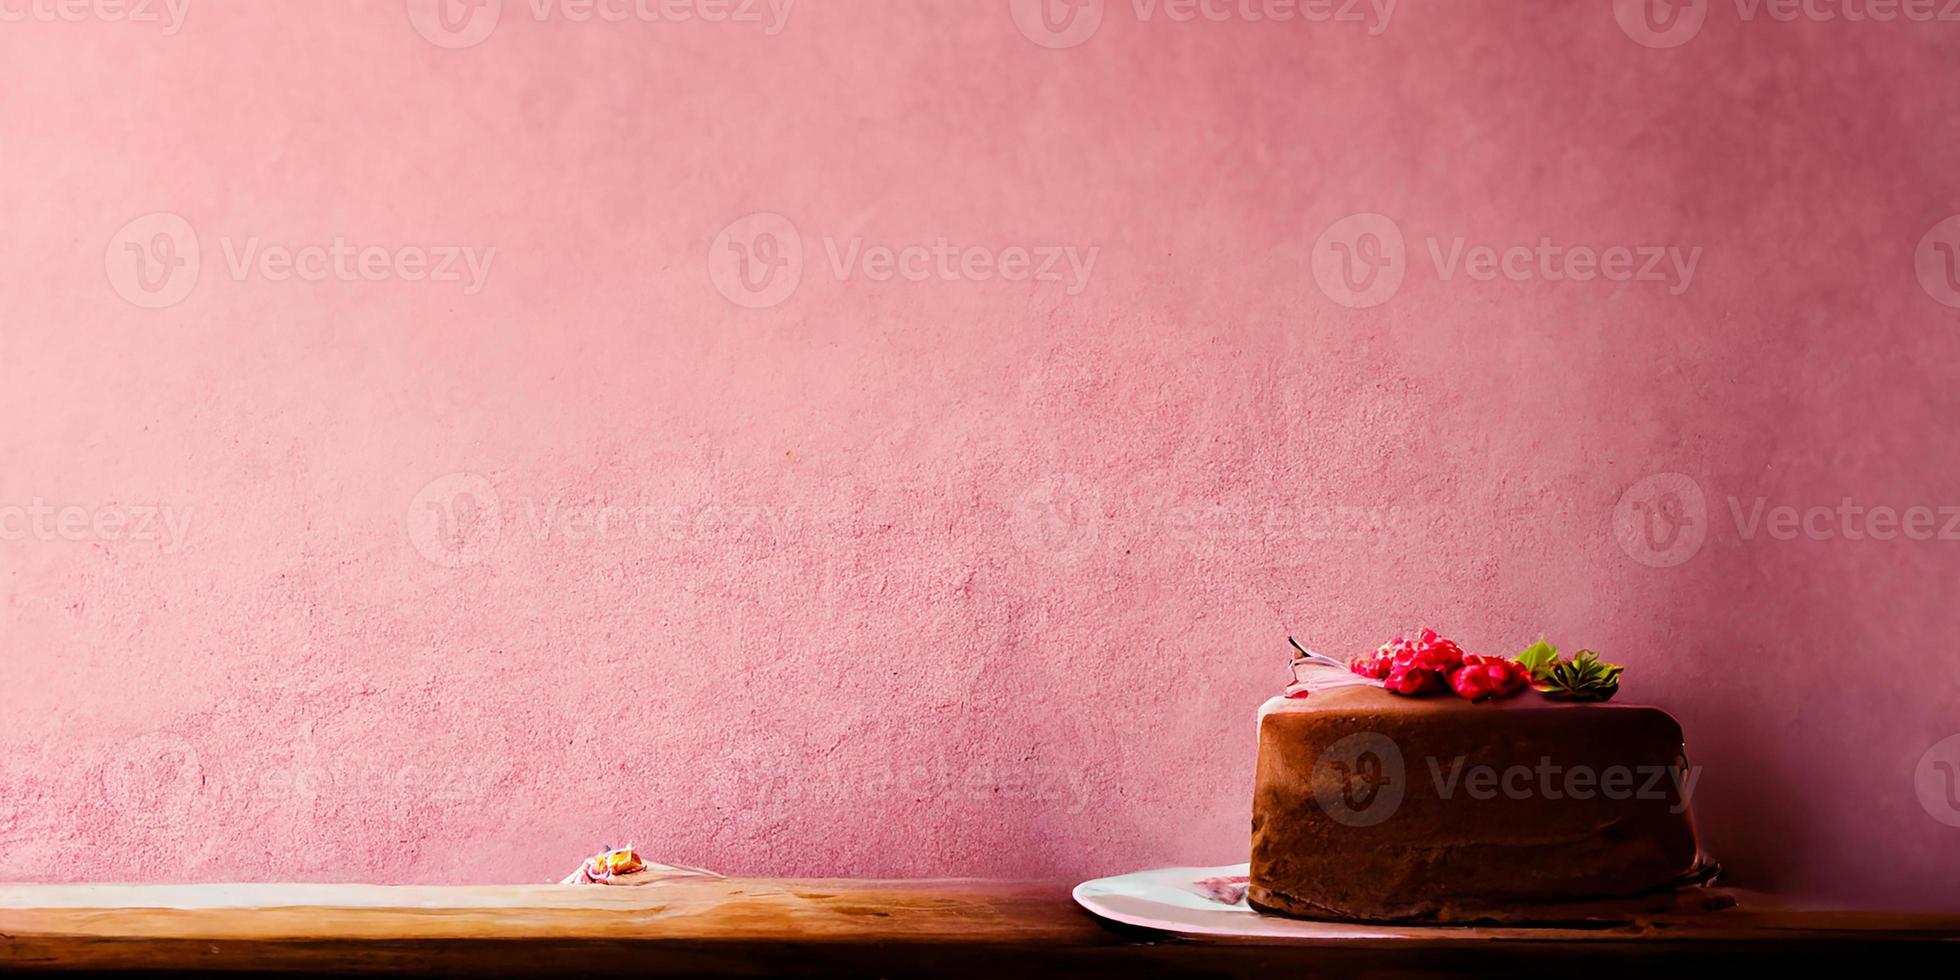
[2, 1, 1958, 910]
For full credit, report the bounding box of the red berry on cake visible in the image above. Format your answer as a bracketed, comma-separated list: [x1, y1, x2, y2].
[1384, 662, 1446, 695]
[1348, 652, 1392, 679]
[1368, 628, 1466, 696]
[1449, 654, 1530, 701]
[1409, 642, 1463, 674]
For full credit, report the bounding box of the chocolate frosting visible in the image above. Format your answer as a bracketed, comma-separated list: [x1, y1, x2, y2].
[1249, 684, 1703, 923]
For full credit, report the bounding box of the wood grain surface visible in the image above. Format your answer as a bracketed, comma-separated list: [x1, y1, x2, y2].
[2, 880, 1955, 976]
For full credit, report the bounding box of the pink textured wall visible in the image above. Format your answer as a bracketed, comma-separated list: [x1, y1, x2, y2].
[2, 1, 1958, 910]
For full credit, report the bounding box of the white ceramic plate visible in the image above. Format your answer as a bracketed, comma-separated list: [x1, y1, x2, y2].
[1071, 864, 1408, 940]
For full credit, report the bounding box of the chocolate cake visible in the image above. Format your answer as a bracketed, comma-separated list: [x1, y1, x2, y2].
[1249, 642, 1706, 923]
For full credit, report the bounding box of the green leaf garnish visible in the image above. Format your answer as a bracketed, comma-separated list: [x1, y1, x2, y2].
[1533, 649, 1624, 702]
[1514, 639, 1560, 678]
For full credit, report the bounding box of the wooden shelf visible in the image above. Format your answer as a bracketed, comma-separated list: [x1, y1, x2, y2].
[2, 879, 1955, 976]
